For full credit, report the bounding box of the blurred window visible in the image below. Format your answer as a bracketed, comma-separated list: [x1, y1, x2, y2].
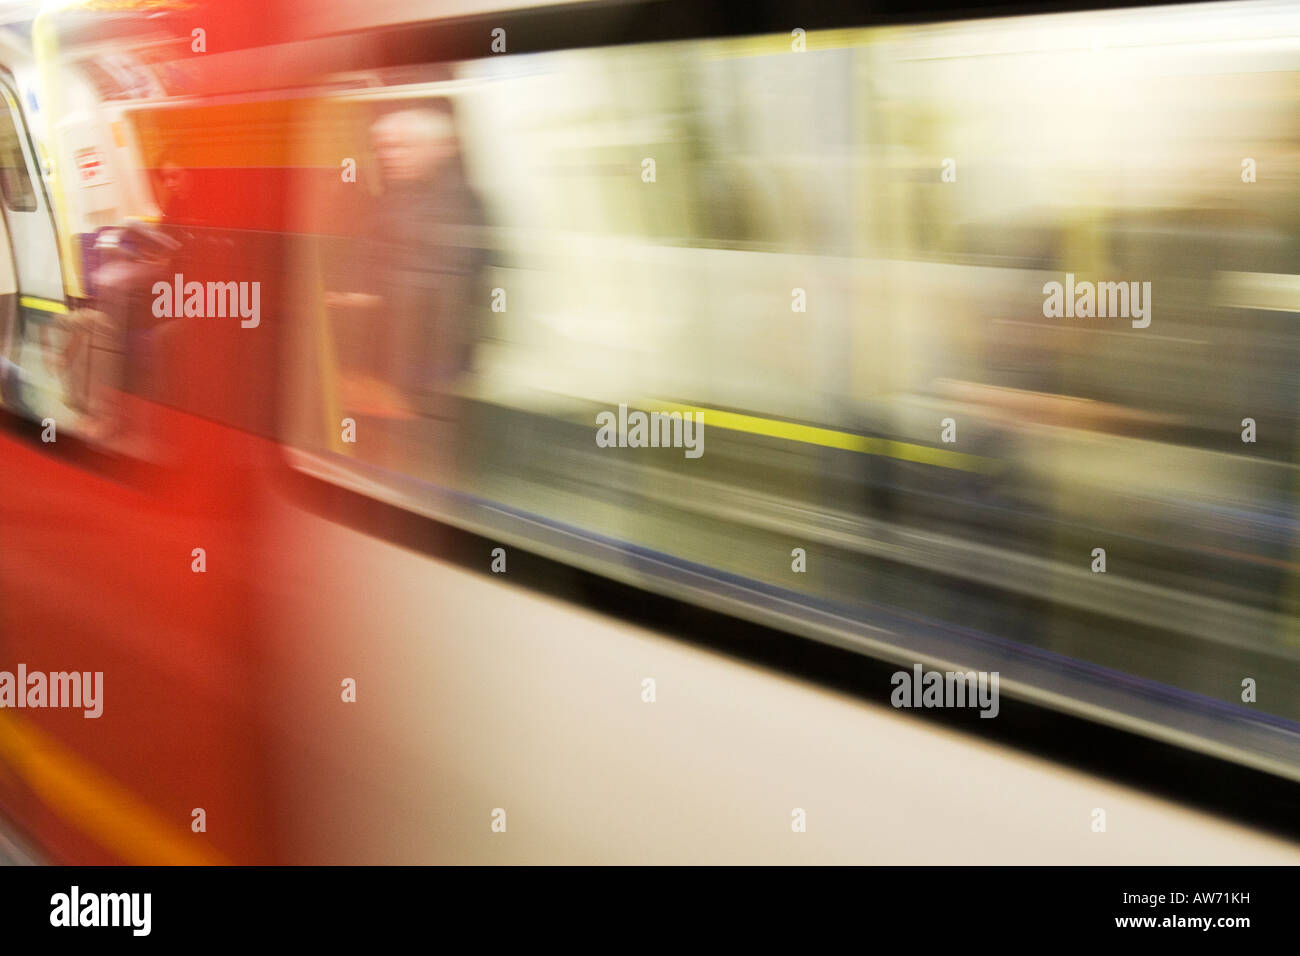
[0, 102, 37, 212]
[277, 18, 1300, 781]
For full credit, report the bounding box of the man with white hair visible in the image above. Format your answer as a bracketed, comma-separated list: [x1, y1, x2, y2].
[328, 103, 487, 476]
[371, 109, 458, 184]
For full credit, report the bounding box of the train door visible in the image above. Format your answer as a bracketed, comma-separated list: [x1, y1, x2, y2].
[0, 73, 61, 302]
[0, 70, 67, 420]
[0, 162, 15, 393]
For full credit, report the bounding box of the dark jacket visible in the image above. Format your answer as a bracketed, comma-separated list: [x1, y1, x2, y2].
[363, 158, 487, 410]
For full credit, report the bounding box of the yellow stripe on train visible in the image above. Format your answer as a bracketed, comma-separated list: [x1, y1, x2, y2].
[20, 296, 69, 315]
[641, 400, 999, 473]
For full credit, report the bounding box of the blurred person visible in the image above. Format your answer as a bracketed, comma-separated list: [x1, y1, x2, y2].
[326, 105, 488, 479]
[55, 149, 195, 418]
[55, 221, 181, 426]
[155, 155, 197, 223]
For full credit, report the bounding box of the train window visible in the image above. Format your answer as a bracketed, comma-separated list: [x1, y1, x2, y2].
[282, 88, 491, 489]
[0, 100, 36, 213]
[277, 17, 1300, 783]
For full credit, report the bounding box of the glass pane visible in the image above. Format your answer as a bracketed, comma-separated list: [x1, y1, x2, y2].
[0, 101, 36, 213]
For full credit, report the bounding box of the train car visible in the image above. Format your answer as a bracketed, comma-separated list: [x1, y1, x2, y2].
[0, 0, 1298, 864]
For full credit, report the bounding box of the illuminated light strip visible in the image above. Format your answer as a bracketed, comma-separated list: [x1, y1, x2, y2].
[700, 27, 869, 59]
[19, 296, 68, 315]
[641, 401, 998, 473]
[62, 1, 198, 12]
[1215, 271, 1300, 313]
[0, 711, 229, 865]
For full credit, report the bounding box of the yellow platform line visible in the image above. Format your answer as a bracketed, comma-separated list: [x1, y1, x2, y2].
[0, 711, 229, 865]
[642, 400, 998, 473]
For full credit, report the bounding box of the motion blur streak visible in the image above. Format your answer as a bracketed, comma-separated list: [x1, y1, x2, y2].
[0, 0, 1297, 863]
[0, 712, 226, 865]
